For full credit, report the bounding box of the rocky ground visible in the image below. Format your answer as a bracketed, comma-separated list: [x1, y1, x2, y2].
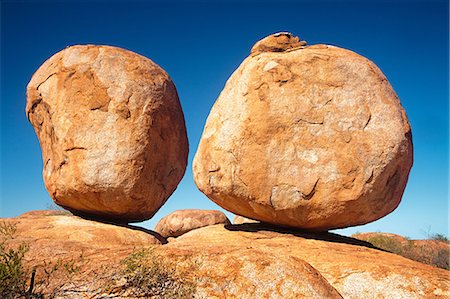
[1, 210, 448, 298]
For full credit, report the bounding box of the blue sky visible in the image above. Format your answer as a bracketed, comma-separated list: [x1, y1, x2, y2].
[1, 0, 448, 239]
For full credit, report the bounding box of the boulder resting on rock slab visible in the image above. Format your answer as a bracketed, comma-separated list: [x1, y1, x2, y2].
[26, 45, 188, 223]
[193, 32, 413, 231]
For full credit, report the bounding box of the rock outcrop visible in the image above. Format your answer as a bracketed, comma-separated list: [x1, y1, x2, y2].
[2, 212, 448, 298]
[26, 45, 188, 223]
[175, 247, 343, 298]
[193, 32, 413, 231]
[166, 224, 449, 298]
[155, 209, 230, 238]
[2, 210, 163, 265]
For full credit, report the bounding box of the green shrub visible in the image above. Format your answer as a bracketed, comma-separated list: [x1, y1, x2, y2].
[364, 235, 404, 255]
[431, 233, 449, 243]
[0, 222, 37, 298]
[355, 233, 450, 270]
[121, 247, 195, 298]
[433, 249, 450, 270]
[0, 222, 83, 298]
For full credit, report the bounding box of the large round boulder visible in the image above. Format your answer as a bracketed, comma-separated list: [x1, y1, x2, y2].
[26, 45, 188, 223]
[193, 33, 413, 231]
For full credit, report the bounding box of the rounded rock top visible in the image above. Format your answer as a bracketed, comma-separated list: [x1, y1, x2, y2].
[26, 45, 189, 223]
[193, 33, 413, 231]
[250, 32, 307, 55]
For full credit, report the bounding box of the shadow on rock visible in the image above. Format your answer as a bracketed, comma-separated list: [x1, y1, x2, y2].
[72, 212, 168, 244]
[225, 222, 381, 250]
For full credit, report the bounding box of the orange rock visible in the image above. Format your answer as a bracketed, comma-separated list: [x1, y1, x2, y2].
[233, 215, 259, 224]
[164, 246, 343, 298]
[155, 209, 230, 238]
[167, 224, 449, 298]
[250, 32, 307, 55]
[193, 32, 413, 231]
[26, 45, 188, 223]
[2, 212, 448, 298]
[2, 210, 163, 265]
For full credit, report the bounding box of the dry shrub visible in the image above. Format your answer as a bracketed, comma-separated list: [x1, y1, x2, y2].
[119, 247, 196, 298]
[356, 234, 449, 270]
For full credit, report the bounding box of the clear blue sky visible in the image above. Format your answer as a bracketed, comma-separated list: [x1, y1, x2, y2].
[1, 0, 448, 239]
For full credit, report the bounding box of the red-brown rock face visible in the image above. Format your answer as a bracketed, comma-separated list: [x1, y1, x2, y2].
[193, 32, 413, 231]
[26, 45, 188, 223]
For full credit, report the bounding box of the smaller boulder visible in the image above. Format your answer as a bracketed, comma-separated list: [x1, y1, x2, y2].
[155, 209, 230, 238]
[233, 215, 259, 225]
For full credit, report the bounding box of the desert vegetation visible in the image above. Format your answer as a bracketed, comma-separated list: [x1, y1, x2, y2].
[0, 222, 85, 298]
[116, 247, 196, 298]
[353, 233, 449, 270]
[0, 222, 32, 298]
[0, 221, 196, 298]
[431, 233, 449, 243]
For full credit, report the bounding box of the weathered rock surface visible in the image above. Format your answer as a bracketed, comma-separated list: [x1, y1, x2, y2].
[233, 215, 259, 224]
[1, 211, 163, 298]
[2, 212, 448, 298]
[172, 247, 343, 298]
[166, 224, 449, 298]
[155, 209, 230, 238]
[193, 32, 413, 230]
[250, 32, 307, 55]
[26, 45, 188, 223]
[2, 211, 163, 265]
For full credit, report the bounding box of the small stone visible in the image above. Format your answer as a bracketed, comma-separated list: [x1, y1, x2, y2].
[250, 32, 306, 55]
[155, 209, 230, 238]
[233, 215, 259, 225]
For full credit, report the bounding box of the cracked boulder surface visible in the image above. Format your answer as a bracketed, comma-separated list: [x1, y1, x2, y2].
[193, 32, 413, 231]
[26, 45, 188, 223]
[154, 209, 231, 238]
